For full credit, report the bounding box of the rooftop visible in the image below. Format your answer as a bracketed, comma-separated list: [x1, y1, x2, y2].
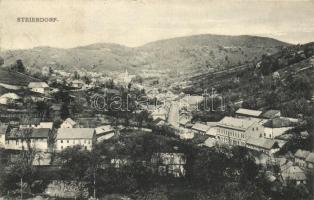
[57, 128, 95, 139]
[0, 124, 9, 134]
[306, 152, 314, 163]
[7, 128, 50, 139]
[261, 110, 281, 119]
[63, 118, 76, 126]
[28, 82, 49, 88]
[246, 137, 277, 150]
[191, 122, 210, 132]
[236, 108, 262, 117]
[217, 116, 260, 130]
[294, 149, 311, 159]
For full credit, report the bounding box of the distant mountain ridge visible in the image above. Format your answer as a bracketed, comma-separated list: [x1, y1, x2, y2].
[0, 34, 290, 77]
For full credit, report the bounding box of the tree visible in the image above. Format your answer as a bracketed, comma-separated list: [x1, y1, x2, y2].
[0, 56, 4, 66]
[12, 59, 26, 73]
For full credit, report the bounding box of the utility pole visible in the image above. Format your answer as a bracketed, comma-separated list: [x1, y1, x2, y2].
[20, 177, 23, 200]
[93, 167, 96, 199]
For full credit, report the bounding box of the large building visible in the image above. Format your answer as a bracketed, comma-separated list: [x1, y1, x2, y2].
[56, 128, 95, 151]
[216, 117, 263, 146]
[5, 128, 50, 151]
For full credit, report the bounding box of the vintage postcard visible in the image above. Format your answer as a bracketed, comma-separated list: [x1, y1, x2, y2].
[0, 0, 314, 199]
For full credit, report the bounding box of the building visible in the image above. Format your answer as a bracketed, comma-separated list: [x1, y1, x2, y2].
[71, 80, 84, 88]
[0, 93, 21, 105]
[191, 122, 210, 134]
[151, 153, 186, 177]
[263, 127, 293, 139]
[60, 118, 77, 128]
[281, 166, 307, 185]
[151, 107, 167, 121]
[0, 124, 9, 148]
[179, 116, 192, 128]
[56, 128, 95, 151]
[5, 128, 50, 151]
[28, 82, 49, 94]
[294, 149, 311, 169]
[305, 152, 314, 171]
[20, 122, 54, 130]
[246, 137, 279, 155]
[261, 110, 281, 119]
[95, 125, 115, 142]
[235, 108, 263, 118]
[216, 117, 263, 146]
[116, 69, 136, 85]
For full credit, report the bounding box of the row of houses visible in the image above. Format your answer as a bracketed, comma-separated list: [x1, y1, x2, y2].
[0, 118, 116, 152]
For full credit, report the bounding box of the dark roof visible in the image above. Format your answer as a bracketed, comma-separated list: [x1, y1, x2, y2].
[262, 110, 281, 119]
[0, 124, 9, 134]
[7, 128, 50, 139]
[0, 68, 41, 86]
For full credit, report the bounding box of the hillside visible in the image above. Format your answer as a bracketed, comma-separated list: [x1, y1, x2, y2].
[0, 68, 41, 87]
[188, 42, 314, 118]
[0, 34, 289, 77]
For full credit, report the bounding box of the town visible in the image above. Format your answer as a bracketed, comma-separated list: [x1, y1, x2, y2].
[0, 44, 314, 200]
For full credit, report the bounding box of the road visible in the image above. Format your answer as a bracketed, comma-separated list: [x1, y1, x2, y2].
[167, 101, 180, 129]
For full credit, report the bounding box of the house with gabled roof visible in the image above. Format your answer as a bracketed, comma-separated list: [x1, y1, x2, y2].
[305, 152, 314, 172]
[60, 118, 77, 128]
[246, 137, 279, 155]
[28, 82, 49, 94]
[281, 165, 307, 185]
[294, 149, 311, 168]
[56, 128, 95, 151]
[5, 128, 50, 151]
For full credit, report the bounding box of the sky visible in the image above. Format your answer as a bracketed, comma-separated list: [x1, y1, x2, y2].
[1, 0, 314, 50]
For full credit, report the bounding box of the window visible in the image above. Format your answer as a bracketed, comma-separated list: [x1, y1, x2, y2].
[269, 134, 271, 138]
[256, 127, 258, 131]
[85, 146, 87, 150]
[67, 140, 69, 143]
[61, 146, 63, 150]
[252, 128, 254, 131]
[264, 133, 266, 137]
[61, 140, 63, 143]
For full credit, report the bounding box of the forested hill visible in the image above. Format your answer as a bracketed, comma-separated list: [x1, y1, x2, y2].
[0, 34, 289, 75]
[188, 42, 314, 118]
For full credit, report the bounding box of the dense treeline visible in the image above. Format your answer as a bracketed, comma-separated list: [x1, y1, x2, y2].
[1, 131, 313, 200]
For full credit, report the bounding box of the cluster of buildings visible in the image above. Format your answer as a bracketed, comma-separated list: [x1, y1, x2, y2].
[0, 117, 116, 153]
[176, 107, 313, 185]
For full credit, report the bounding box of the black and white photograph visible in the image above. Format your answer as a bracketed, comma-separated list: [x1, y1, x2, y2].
[0, 0, 314, 199]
